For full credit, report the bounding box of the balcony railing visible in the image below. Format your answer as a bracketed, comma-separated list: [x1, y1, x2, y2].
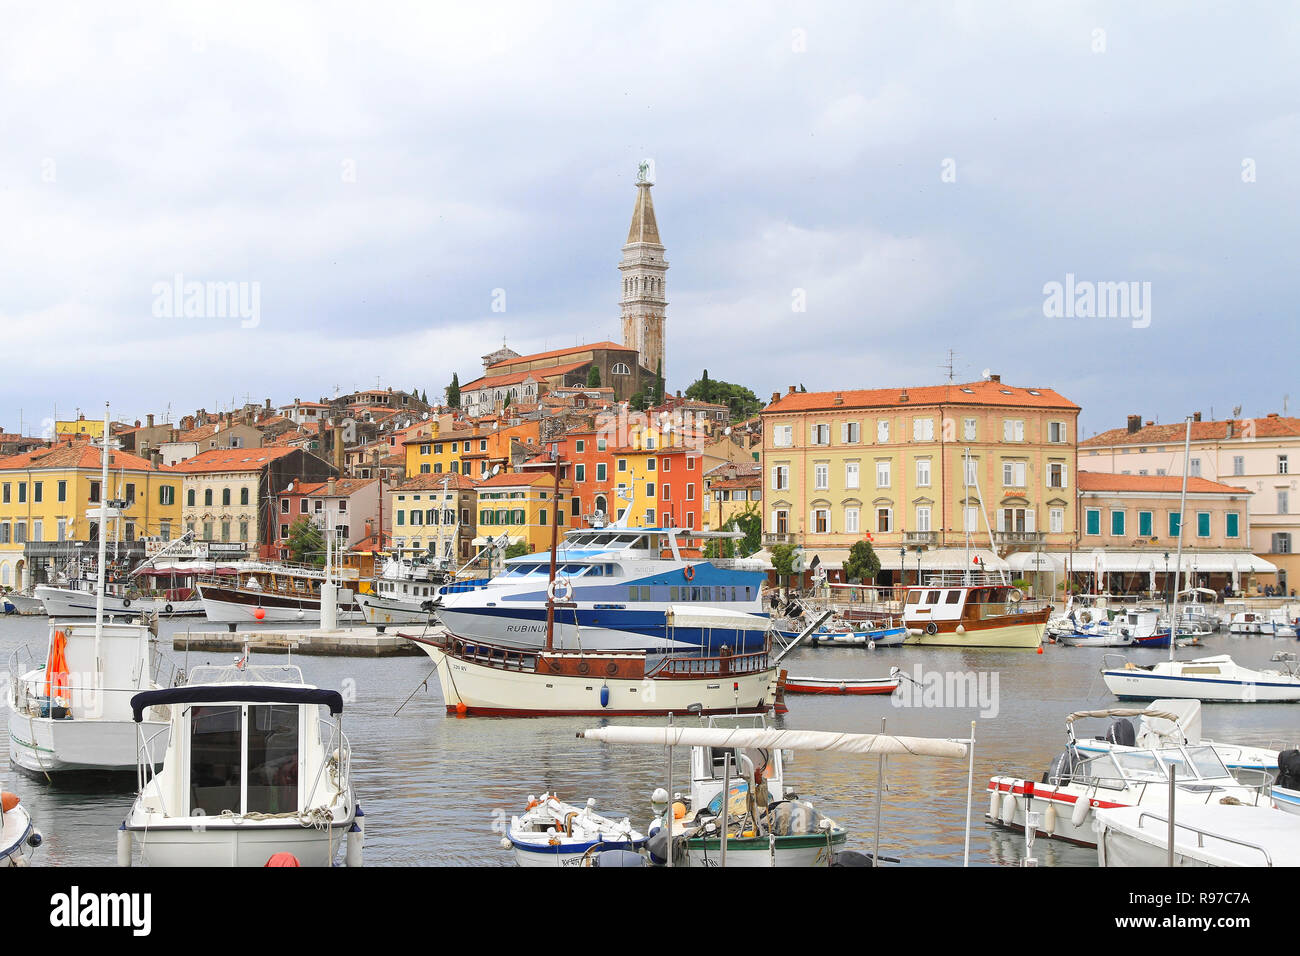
[994, 531, 1047, 547]
[902, 531, 936, 547]
[762, 532, 793, 546]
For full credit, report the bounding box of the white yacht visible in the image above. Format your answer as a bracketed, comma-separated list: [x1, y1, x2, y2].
[119, 662, 362, 867]
[434, 526, 769, 653]
[1102, 653, 1300, 702]
[356, 554, 463, 631]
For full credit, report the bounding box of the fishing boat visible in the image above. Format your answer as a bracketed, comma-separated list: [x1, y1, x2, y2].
[804, 622, 906, 647]
[781, 670, 900, 696]
[1100, 653, 1300, 702]
[2, 589, 45, 615]
[901, 573, 1047, 648]
[1, 791, 42, 866]
[356, 553, 455, 630]
[196, 561, 359, 629]
[118, 661, 363, 867]
[579, 719, 975, 867]
[434, 524, 770, 653]
[1095, 803, 1300, 867]
[988, 735, 1269, 848]
[1228, 608, 1297, 637]
[504, 793, 645, 866]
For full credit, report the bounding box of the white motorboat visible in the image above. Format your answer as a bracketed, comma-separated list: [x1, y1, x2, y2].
[1095, 803, 1300, 866]
[356, 554, 457, 631]
[1229, 607, 1297, 637]
[1067, 699, 1282, 780]
[581, 719, 974, 867]
[504, 793, 645, 867]
[1057, 622, 1132, 647]
[119, 661, 362, 867]
[1, 791, 43, 866]
[988, 738, 1269, 848]
[7, 620, 174, 774]
[2, 590, 46, 615]
[1101, 653, 1300, 702]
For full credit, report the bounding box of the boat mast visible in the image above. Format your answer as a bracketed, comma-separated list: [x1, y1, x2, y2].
[1170, 415, 1193, 662]
[544, 456, 562, 652]
[94, 402, 111, 698]
[963, 446, 970, 585]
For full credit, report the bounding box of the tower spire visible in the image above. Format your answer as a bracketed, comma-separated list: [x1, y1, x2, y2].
[619, 163, 668, 382]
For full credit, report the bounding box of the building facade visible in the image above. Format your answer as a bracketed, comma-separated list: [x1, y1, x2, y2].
[389, 473, 479, 562]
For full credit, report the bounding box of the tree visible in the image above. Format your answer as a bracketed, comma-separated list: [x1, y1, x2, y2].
[286, 516, 325, 567]
[685, 373, 763, 422]
[421, 389, 428, 404]
[770, 543, 796, 586]
[586, 365, 601, 387]
[503, 392, 512, 409]
[505, 541, 531, 559]
[629, 391, 647, 411]
[446, 373, 461, 409]
[844, 539, 881, 583]
[654, 358, 665, 406]
[705, 506, 762, 559]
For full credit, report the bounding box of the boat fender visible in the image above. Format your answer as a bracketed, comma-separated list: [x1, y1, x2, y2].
[925, 621, 938, 636]
[1071, 797, 1090, 828]
[999, 793, 1017, 826]
[122, 598, 131, 608]
[988, 788, 1000, 819]
[600, 685, 610, 708]
[117, 826, 132, 867]
[955, 624, 966, 635]
[265, 852, 300, 867]
[906, 628, 923, 637]
[164, 604, 173, 614]
[1043, 802, 1057, 836]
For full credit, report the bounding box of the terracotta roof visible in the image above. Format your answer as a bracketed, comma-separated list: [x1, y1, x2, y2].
[392, 473, 479, 492]
[763, 381, 1080, 414]
[1081, 416, 1300, 447]
[461, 360, 589, 392]
[709, 476, 761, 490]
[350, 530, 393, 552]
[167, 447, 301, 473]
[485, 343, 631, 371]
[280, 477, 376, 497]
[0, 441, 168, 473]
[475, 471, 567, 489]
[1076, 471, 1248, 495]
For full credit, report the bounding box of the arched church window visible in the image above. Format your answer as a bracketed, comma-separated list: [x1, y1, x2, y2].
[611, 363, 631, 375]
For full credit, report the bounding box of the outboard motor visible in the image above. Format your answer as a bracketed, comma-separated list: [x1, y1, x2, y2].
[1277, 750, 1300, 790]
[644, 828, 689, 866]
[1104, 718, 1136, 747]
[831, 850, 874, 867]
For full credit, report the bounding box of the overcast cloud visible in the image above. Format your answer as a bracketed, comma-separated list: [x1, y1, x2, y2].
[1, 1, 1296, 437]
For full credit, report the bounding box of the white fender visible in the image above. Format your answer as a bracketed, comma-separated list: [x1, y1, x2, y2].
[1044, 802, 1057, 836]
[117, 827, 132, 867]
[989, 788, 1000, 818]
[1071, 796, 1090, 828]
[1000, 793, 1017, 826]
[955, 624, 966, 634]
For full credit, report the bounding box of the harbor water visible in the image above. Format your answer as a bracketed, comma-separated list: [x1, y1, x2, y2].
[3, 614, 1297, 867]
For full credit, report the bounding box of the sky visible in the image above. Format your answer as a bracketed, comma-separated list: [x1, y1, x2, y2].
[1, 1, 1297, 440]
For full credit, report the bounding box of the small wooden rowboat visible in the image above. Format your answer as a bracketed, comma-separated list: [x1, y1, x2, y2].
[782, 669, 900, 696]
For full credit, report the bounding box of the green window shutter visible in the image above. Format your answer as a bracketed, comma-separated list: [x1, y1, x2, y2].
[1226, 512, 1239, 538]
[1169, 513, 1181, 538]
[1197, 512, 1210, 537]
[1085, 509, 1100, 535]
[1111, 511, 1124, 536]
[1138, 511, 1152, 537]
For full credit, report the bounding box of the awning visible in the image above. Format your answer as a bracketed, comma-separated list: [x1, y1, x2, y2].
[665, 606, 768, 631]
[471, 535, 524, 547]
[1066, 550, 1277, 574]
[1005, 551, 1064, 573]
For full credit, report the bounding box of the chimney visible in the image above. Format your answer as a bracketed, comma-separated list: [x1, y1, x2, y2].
[788, 385, 796, 395]
[265, 398, 272, 410]
[899, 389, 909, 402]
[770, 391, 780, 405]
[833, 392, 844, 405]
[147, 413, 155, 428]
[989, 373, 1001, 383]
[1193, 411, 1202, 422]
[1226, 421, 1234, 438]
[1126, 414, 1142, 434]
[328, 477, 338, 496]
[333, 423, 345, 474]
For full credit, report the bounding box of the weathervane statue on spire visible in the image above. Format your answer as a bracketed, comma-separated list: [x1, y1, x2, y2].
[636, 158, 654, 185]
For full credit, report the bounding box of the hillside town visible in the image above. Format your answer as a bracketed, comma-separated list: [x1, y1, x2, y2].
[1, 173, 1293, 605]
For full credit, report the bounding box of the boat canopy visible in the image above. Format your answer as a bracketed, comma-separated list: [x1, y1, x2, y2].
[130, 685, 344, 722]
[578, 725, 968, 759]
[664, 605, 767, 631]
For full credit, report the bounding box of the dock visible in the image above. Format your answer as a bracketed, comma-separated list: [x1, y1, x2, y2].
[172, 625, 435, 657]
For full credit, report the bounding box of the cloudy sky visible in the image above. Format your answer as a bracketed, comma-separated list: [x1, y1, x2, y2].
[2, 2, 1296, 439]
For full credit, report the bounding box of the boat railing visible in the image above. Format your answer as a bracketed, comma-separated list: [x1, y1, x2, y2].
[1130, 809, 1273, 866]
[308, 717, 351, 810]
[135, 723, 171, 813]
[921, 571, 1007, 588]
[651, 648, 770, 678]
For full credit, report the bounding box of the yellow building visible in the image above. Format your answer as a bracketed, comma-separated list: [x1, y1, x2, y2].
[759, 379, 1080, 582]
[404, 419, 541, 480]
[473, 471, 573, 554]
[0, 441, 183, 589]
[55, 417, 107, 439]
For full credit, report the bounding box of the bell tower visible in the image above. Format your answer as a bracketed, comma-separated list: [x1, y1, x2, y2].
[619, 162, 667, 380]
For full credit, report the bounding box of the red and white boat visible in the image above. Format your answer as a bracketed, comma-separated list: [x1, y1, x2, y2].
[781, 669, 900, 696]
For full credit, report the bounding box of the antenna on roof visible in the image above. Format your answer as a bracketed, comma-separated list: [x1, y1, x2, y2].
[941, 348, 957, 382]
[1232, 405, 1242, 418]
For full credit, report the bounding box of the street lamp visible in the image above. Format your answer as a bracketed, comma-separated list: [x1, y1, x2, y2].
[899, 546, 906, 588]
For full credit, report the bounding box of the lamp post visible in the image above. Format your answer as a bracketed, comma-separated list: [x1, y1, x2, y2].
[899, 545, 906, 588]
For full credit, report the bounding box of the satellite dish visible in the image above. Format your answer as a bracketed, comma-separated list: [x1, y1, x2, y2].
[422, 412, 429, 419]
[724, 426, 732, 436]
[981, 368, 991, 380]
[490, 464, 502, 476]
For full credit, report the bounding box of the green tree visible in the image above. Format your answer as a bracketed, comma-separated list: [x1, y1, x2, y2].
[732, 506, 762, 556]
[629, 391, 647, 411]
[844, 539, 882, 583]
[504, 392, 512, 409]
[654, 358, 664, 406]
[286, 516, 325, 567]
[446, 373, 461, 409]
[770, 543, 797, 588]
[586, 365, 601, 387]
[685, 373, 762, 421]
[421, 389, 428, 404]
[505, 541, 531, 559]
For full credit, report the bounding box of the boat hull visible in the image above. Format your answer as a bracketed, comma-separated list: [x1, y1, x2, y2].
[356, 591, 434, 629]
[1102, 670, 1300, 702]
[34, 585, 203, 618]
[509, 836, 644, 867]
[413, 642, 778, 716]
[683, 830, 847, 867]
[905, 618, 1045, 649]
[782, 676, 898, 695]
[125, 819, 352, 867]
[805, 627, 906, 647]
[0, 803, 35, 865]
[3, 593, 46, 615]
[8, 716, 168, 775]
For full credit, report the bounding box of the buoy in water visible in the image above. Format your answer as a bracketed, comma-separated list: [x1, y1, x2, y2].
[254, 608, 266, 621]
[455, 701, 468, 716]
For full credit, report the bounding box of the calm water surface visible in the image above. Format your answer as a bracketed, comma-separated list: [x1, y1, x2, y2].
[4, 615, 1297, 866]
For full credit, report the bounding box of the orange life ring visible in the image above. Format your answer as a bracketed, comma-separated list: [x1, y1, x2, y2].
[683, 565, 696, 582]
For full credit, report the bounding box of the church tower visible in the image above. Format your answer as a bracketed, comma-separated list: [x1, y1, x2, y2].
[619, 163, 668, 382]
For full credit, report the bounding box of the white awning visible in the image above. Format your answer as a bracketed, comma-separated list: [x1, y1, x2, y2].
[1005, 551, 1064, 572]
[471, 535, 524, 546]
[1076, 550, 1276, 574]
[579, 725, 969, 759]
[665, 606, 768, 631]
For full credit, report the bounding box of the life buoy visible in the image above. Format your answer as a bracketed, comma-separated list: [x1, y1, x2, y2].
[683, 565, 696, 582]
[925, 621, 938, 636]
[547, 577, 573, 602]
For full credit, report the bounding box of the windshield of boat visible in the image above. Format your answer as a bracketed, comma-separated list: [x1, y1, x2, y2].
[503, 563, 597, 577]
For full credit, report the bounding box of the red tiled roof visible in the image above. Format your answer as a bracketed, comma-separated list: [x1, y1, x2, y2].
[763, 381, 1080, 414]
[475, 471, 566, 488]
[485, 341, 630, 371]
[1076, 471, 1248, 495]
[461, 360, 589, 392]
[392, 473, 479, 492]
[280, 477, 376, 497]
[351, 530, 393, 552]
[166, 447, 300, 473]
[1081, 416, 1300, 447]
[0, 441, 169, 473]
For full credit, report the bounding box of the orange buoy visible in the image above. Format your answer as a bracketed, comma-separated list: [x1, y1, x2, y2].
[1, 792, 20, 813]
[1036, 647, 1043, 654]
[254, 608, 266, 621]
[672, 801, 686, 820]
[264, 852, 300, 867]
[455, 701, 468, 716]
